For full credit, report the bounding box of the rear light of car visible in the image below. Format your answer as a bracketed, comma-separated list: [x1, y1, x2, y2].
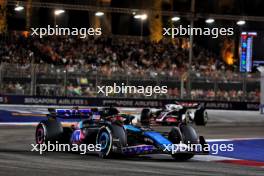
[166, 117, 177, 123]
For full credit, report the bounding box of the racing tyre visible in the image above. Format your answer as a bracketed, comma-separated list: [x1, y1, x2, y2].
[96, 126, 113, 158]
[180, 125, 198, 144]
[194, 109, 208, 126]
[168, 127, 182, 144]
[61, 127, 73, 144]
[110, 124, 127, 147]
[35, 119, 63, 145]
[141, 108, 151, 126]
[171, 125, 198, 161]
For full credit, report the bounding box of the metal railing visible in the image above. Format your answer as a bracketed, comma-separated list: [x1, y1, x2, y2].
[0, 63, 260, 102]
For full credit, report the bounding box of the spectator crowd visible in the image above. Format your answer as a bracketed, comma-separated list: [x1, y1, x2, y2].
[0, 33, 260, 102]
[0, 33, 230, 76]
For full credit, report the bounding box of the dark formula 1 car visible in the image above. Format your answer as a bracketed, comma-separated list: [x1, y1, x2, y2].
[141, 103, 208, 126]
[35, 107, 208, 160]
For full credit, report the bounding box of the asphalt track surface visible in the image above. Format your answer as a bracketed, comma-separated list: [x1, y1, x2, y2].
[0, 124, 264, 176]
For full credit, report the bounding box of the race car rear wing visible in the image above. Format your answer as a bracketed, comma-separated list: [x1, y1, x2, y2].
[47, 107, 99, 119]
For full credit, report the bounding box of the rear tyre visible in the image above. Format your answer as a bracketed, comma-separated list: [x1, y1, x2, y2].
[35, 120, 63, 145]
[171, 125, 198, 161]
[194, 108, 208, 126]
[35, 122, 47, 145]
[61, 127, 73, 144]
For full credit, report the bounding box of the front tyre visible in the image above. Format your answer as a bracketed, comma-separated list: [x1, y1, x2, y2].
[140, 108, 151, 126]
[96, 126, 113, 158]
[171, 125, 198, 161]
[171, 153, 194, 161]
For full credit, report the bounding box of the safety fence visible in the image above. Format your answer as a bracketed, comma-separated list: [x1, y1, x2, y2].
[0, 63, 260, 102]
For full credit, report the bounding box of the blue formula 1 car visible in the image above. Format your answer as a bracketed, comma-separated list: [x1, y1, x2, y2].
[35, 107, 208, 160]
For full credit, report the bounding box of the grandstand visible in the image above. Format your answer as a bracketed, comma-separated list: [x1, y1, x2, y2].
[0, 34, 259, 101]
[0, 0, 262, 102]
